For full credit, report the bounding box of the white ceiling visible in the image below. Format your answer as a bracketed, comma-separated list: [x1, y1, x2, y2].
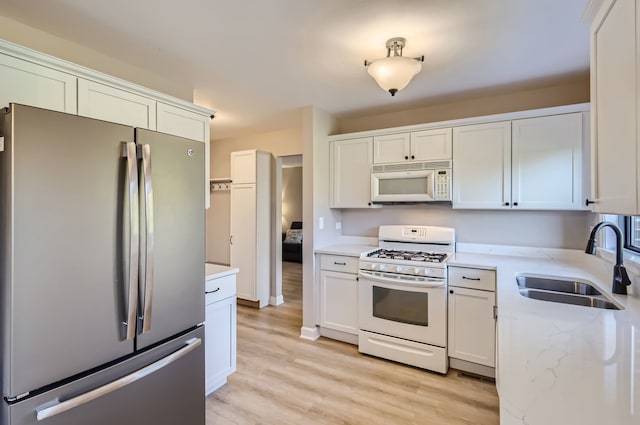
[0, 0, 590, 139]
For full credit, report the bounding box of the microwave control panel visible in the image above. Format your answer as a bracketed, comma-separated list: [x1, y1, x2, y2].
[434, 170, 451, 200]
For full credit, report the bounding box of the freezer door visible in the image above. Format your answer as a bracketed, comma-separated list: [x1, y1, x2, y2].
[2, 327, 205, 425]
[0, 105, 136, 398]
[134, 129, 205, 349]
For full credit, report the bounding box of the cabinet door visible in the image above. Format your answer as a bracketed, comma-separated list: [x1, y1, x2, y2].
[320, 270, 358, 334]
[230, 184, 257, 301]
[205, 296, 236, 395]
[330, 137, 373, 208]
[78, 79, 156, 129]
[448, 287, 495, 367]
[231, 150, 256, 184]
[591, 0, 638, 214]
[410, 128, 452, 161]
[512, 113, 583, 210]
[373, 133, 410, 164]
[156, 102, 211, 208]
[452, 122, 512, 209]
[0, 54, 77, 113]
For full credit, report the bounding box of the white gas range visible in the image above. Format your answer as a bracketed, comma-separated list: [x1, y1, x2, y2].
[358, 225, 455, 374]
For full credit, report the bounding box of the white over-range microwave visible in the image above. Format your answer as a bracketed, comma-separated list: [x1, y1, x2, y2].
[371, 160, 452, 203]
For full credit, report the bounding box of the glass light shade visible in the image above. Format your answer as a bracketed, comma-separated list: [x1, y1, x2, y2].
[367, 56, 422, 95]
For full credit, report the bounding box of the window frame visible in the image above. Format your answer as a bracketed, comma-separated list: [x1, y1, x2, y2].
[624, 216, 640, 254]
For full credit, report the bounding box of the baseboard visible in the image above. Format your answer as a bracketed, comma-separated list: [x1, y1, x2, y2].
[449, 357, 495, 378]
[237, 298, 260, 308]
[299, 326, 320, 341]
[319, 327, 358, 345]
[269, 295, 284, 306]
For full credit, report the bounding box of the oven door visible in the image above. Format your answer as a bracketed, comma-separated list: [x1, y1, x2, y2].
[371, 169, 435, 203]
[358, 270, 446, 346]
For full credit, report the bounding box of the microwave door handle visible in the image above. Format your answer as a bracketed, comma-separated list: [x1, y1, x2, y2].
[358, 271, 445, 288]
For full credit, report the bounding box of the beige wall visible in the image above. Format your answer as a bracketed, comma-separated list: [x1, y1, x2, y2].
[282, 167, 303, 233]
[338, 73, 589, 134]
[0, 16, 192, 101]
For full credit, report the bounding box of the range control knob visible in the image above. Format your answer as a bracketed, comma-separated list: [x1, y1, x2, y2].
[379, 264, 386, 271]
[413, 267, 422, 275]
[423, 269, 431, 276]
[370, 263, 378, 270]
[396, 266, 403, 273]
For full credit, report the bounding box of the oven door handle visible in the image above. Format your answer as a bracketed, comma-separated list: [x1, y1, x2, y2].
[358, 271, 445, 288]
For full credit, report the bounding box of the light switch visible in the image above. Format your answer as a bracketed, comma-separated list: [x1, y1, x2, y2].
[319, 217, 324, 230]
[336, 221, 342, 230]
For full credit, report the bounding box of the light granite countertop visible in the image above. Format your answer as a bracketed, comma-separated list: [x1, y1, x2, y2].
[449, 251, 640, 425]
[205, 263, 239, 280]
[314, 244, 377, 257]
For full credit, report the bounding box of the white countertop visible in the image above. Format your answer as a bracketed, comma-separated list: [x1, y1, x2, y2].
[449, 251, 640, 425]
[314, 244, 377, 257]
[205, 263, 239, 280]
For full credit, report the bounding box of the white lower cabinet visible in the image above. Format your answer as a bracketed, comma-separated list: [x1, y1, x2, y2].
[318, 254, 359, 343]
[447, 266, 496, 375]
[205, 273, 237, 395]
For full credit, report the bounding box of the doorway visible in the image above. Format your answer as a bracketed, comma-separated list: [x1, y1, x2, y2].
[272, 154, 302, 306]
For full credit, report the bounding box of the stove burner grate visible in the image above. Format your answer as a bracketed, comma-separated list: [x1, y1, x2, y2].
[366, 249, 448, 263]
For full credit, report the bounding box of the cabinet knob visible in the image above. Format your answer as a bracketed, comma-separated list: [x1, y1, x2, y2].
[513, 202, 518, 206]
[504, 202, 510, 206]
[449, 289, 454, 294]
[404, 156, 409, 160]
[368, 202, 372, 206]
[411, 155, 415, 160]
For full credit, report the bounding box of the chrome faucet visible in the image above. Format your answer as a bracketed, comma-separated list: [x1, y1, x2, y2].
[585, 221, 632, 295]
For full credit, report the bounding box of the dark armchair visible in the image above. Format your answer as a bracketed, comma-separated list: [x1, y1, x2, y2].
[282, 221, 302, 263]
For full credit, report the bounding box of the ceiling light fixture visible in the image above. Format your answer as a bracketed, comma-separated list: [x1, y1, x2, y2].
[364, 37, 424, 96]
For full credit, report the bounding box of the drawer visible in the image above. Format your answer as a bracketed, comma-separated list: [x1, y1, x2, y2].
[448, 266, 495, 291]
[206, 274, 237, 304]
[320, 254, 359, 274]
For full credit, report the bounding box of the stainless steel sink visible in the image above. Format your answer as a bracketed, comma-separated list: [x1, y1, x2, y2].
[515, 273, 622, 310]
[516, 275, 603, 296]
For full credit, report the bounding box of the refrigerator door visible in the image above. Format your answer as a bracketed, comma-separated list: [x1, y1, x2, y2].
[134, 129, 205, 349]
[0, 105, 136, 398]
[2, 327, 204, 425]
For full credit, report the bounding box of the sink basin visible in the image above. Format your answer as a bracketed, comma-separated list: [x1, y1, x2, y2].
[516, 275, 602, 296]
[518, 288, 620, 310]
[515, 273, 622, 310]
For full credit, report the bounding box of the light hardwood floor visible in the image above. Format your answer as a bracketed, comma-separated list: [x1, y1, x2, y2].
[206, 261, 499, 425]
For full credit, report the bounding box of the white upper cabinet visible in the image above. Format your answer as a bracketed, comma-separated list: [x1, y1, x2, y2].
[590, 0, 640, 214]
[410, 128, 453, 162]
[453, 114, 585, 210]
[231, 149, 258, 184]
[330, 137, 374, 208]
[373, 129, 452, 164]
[78, 79, 157, 129]
[0, 54, 77, 114]
[373, 133, 410, 164]
[453, 121, 512, 209]
[512, 114, 583, 210]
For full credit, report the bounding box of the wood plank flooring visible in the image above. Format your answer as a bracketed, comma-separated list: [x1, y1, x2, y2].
[206, 261, 499, 425]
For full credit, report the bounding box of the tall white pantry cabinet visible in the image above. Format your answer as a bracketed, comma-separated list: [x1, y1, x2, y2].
[230, 150, 272, 308]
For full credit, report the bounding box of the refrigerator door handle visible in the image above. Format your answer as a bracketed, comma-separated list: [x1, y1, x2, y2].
[35, 337, 202, 421]
[139, 143, 154, 334]
[123, 142, 139, 341]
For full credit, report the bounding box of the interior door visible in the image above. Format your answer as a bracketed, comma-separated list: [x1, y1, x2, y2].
[2, 105, 135, 398]
[134, 129, 205, 350]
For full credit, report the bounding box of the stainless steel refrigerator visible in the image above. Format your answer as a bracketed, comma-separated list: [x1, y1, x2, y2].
[0, 104, 205, 425]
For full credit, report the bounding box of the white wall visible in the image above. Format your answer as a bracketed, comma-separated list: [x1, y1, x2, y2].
[342, 206, 592, 249]
[302, 106, 340, 338]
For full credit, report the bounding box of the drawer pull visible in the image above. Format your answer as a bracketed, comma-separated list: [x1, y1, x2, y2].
[206, 287, 221, 294]
[462, 276, 481, 281]
[334, 262, 347, 266]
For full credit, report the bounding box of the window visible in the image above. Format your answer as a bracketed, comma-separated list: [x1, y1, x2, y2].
[624, 216, 640, 253]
